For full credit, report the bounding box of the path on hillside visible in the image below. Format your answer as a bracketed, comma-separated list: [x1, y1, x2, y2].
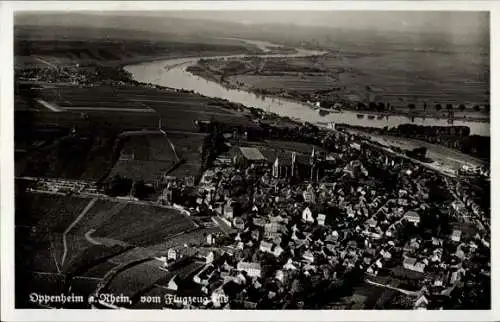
[61, 198, 97, 266]
[365, 279, 419, 297]
[36, 99, 66, 112]
[84, 229, 102, 245]
[34, 56, 72, 77]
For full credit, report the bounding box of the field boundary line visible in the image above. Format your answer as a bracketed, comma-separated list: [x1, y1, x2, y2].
[61, 198, 97, 266]
[36, 99, 66, 112]
[63, 107, 156, 113]
[365, 279, 419, 297]
[128, 100, 157, 112]
[49, 237, 62, 274]
[85, 229, 103, 245]
[34, 56, 72, 77]
[94, 256, 153, 297]
[72, 275, 103, 281]
[32, 271, 64, 276]
[160, 130, 180, 162]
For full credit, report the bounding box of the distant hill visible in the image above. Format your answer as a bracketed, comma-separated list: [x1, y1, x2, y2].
[15, 12, 489, 54]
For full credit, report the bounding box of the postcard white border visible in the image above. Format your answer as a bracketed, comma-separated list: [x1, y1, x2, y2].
[1, 1, 498, 321]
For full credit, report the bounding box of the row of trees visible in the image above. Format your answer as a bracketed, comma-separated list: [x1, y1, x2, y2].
[353, 101, 489, 113]
[103, 175, 154, 199]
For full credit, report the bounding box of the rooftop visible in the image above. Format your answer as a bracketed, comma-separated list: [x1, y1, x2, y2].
[404, 211, 419, 217]
[239, 147, 266, 161]
[237, 261, 262, 270]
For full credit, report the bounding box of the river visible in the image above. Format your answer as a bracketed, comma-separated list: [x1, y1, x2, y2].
[124, 39, 490, 136]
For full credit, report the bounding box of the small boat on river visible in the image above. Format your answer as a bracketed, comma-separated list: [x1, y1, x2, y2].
[318, 109, 331, 117]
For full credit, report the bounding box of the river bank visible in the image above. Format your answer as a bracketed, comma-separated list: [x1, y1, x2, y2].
[124, 40, 490, 136]
[186, 59, 489, 124]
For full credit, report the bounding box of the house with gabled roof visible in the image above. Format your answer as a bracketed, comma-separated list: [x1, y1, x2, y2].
[403, 211, 420, 225]
[451, 229, 462, 242]
[237, 261, 262, 278]
[414, 294, 429, 310]
[302, 207, 314, 223]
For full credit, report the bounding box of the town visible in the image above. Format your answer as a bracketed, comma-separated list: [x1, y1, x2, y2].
[148, 122, 490, 309]
[19, 115, 490, 309]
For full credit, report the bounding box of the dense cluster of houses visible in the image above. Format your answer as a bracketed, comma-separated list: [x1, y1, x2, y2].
[154, 129, 490, 310]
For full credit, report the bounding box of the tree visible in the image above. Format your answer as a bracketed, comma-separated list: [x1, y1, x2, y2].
[408, 103, 416, 110]
[105, 174, 132, 197]
[459, 104, 466, 112]
[473, 105, 480, 112]
[133, 180, 155, 200]
[389, 294, 414, 309]
[435, 103, 442, 111]
[423, 102, 427, 111]
[446, 103, 453, 111]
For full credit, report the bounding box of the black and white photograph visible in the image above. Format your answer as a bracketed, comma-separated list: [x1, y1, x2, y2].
[1, 1, 496, 321]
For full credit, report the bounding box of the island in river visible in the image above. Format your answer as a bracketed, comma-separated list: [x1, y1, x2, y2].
[185, 42, 490, 124]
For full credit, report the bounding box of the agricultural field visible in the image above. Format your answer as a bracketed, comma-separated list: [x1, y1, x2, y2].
[168, 132, 206, 163]
[15, 192, 196, 276]
[90, 203, 195, 246]
[109, 225, 223, 264]
[117, 132, 178, 162]
[108, 130, 206, 182]
[15, 83, 252, 181]
[15, 193, 91, 231]
[227, 75, 336, 93]
[20, 84, 254, 133]
[109, 160, 173, 183]
[106, 259, 168, 300]
[18, 128, 119, 181]
[15, 227, 61, 273]
[109, 131, 182, 182]
[16, 271, 66, 308]
[15, 22, 260, 67]
[14, 96, 37, 111]
[15, 188, 205, 308]
[81, 260, 121, 279]
[189, 45, 489, 116]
